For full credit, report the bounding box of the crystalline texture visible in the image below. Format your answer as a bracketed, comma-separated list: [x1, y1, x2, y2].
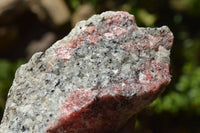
[0, 11, 173, 133]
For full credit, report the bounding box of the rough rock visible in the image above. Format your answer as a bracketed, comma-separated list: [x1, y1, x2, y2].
[0, 11, 173, 133]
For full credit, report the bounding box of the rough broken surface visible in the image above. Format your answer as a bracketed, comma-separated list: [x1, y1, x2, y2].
[0, 11, 173, 133]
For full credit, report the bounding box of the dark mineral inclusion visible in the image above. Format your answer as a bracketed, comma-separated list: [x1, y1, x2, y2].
[0, 11, 173, 133]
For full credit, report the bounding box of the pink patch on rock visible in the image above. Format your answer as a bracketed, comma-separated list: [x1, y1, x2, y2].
[56, 46, 73, 60]
[61, 89, 97, 118]
[47, 90, 124, 133]
[84, 26, 96, 33]
[113, 26, 127, 36]
[104, 32, 114, 39]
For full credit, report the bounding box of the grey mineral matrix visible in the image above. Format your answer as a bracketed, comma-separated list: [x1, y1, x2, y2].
[0, 11, 173, 133]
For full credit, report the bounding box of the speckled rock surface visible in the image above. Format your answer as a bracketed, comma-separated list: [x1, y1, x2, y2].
[0, 11, 173, 133]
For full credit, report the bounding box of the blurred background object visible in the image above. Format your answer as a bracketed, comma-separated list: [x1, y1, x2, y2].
[71, 4, 95, 27]
[0, 0, 200, 133]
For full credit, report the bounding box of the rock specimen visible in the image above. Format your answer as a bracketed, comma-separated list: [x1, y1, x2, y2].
[0, 11, 173, 133]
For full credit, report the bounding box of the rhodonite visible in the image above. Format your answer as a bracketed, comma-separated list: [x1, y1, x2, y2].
[0, 11, 173, 133]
